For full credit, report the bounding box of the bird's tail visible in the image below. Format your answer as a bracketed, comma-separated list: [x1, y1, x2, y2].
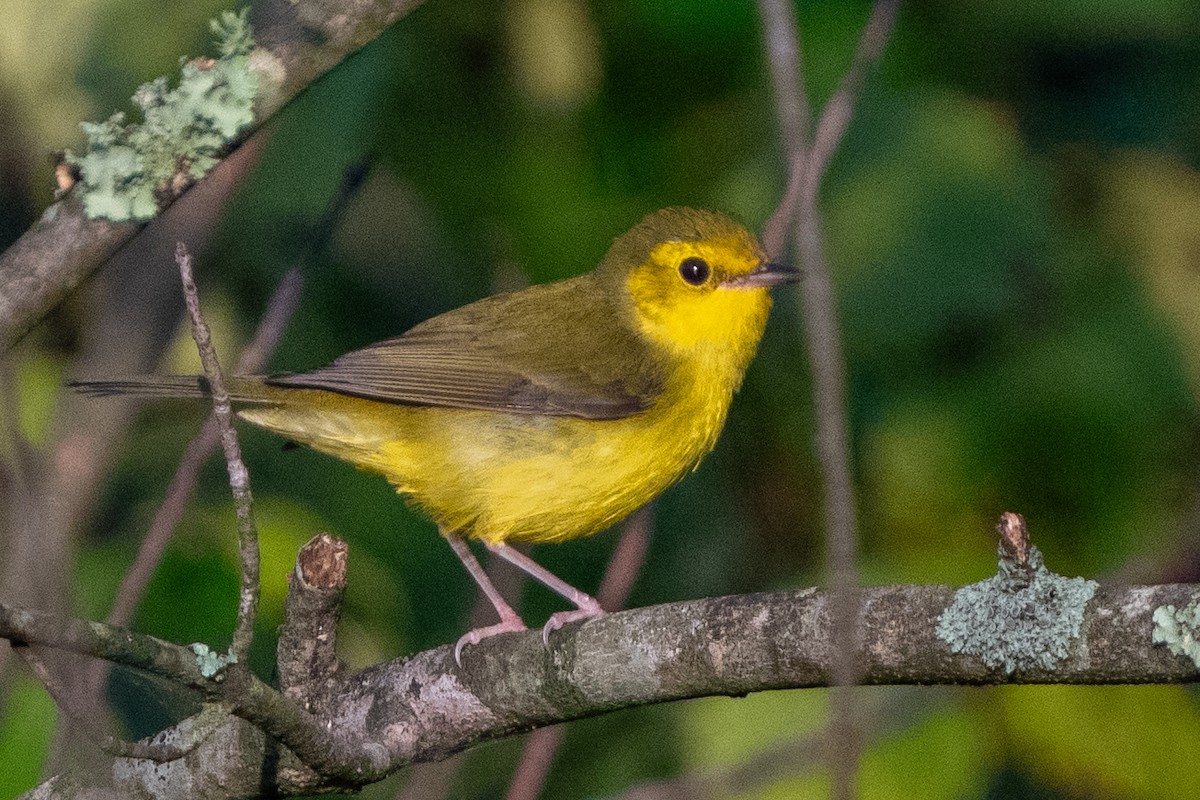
[69, 375, 273, 404]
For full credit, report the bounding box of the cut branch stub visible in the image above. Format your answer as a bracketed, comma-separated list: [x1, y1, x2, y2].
[278, 533, 350, 711]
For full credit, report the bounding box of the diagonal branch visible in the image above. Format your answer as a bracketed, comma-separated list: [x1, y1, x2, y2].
[106, 267, 301, 632]
[0, 0, 426, 353]
[800, 0, 900, 210]
[757, 0, 810, 259]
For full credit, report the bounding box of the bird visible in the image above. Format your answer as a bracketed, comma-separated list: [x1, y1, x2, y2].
[74, 207, 798, 663]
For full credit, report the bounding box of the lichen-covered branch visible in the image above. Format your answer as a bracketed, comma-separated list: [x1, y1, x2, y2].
[0, 0, 426, 352]
[0, 598, 389, 789]
[0, 602, 210, 690]
[12, 576, 1200, 799]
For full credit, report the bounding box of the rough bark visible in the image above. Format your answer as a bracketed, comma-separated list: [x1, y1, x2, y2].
[9, 581, 1199, 799]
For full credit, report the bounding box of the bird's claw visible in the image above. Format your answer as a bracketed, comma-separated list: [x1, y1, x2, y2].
[541, 604, 606, 647]
[454, 619, 528, 667]
[453, 601, 606, 665]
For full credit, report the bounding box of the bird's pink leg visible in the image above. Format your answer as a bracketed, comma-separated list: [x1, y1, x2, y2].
[446, 533, 527, 665]
[486, 542, 606, 644]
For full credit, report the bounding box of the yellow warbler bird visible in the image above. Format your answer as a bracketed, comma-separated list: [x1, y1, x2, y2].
[75, 207, 797, 661]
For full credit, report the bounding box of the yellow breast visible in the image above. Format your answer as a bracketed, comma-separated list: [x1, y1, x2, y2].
[239, 349, 744, 544]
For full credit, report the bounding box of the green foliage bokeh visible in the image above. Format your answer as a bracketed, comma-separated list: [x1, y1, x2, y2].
[3, 0, 1200, 797]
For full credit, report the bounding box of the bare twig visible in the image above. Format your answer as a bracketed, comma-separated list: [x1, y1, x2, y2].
[175, 243, 259, 665]
[758, 2, 900, 798]
[14, 645, 217, 762]
[596, 505, 653, 611]
[760, 0, 898, 259]
[800, 0, 900, 209]
[107, 418, 216, 627]
[106, 267, 301, 630]
[106, 156, 360, 634]
[757, 0, 811, 258]
[504, 727, 566, 800]
[70, 268, 303, 720]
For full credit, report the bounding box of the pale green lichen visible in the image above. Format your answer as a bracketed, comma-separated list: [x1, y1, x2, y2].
[936, 545, 1097, 674]
[190, 642, 238, 679]
[1152, 600, 1200, 668]
[65, 8, 258, 222]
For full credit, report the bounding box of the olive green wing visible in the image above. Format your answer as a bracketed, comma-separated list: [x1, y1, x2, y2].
[267, 278, 664, 420]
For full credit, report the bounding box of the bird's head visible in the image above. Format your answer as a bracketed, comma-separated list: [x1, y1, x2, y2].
[600, 207, 797, 363]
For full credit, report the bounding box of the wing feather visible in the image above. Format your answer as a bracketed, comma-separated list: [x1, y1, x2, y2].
[268, 276, 664, 420]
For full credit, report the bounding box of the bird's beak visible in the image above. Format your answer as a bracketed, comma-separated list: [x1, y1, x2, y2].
[723, 261, 799, 289]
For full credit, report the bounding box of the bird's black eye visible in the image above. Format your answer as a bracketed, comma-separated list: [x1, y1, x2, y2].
[679, 256, 710, 286]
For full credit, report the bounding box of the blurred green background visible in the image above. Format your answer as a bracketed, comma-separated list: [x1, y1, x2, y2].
[3, 0, 1200, 797]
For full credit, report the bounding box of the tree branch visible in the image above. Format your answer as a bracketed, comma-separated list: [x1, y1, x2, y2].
[10, 572, 1200, 798]
[0, 603, 210, 690]
[104, 268, 300, 632]
[0, 0, 425, 353]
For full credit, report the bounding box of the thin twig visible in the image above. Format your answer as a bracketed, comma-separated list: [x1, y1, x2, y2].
[106, 268, 301, 630]
[74, 269, 302, 716]
[106, 157, 360, 634]
[504, 505, 654, 800]
[176, 243, 259, 665]
[800, 0, 900, 209]
[758, 2, 900, 798]
[757, 0, 811, 258]
[794, 152, 861, 800]
[596, 505, 653, 611]
[14, 644, 219, 761]
[504, 727, 566, 800]
[107, 417, 218, 628]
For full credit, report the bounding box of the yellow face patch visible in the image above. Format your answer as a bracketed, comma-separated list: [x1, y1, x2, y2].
[624, 236, 772, 358]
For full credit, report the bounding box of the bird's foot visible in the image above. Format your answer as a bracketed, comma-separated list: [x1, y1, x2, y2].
[541, 598, 606, 646]
[454, 618, 528, 667]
